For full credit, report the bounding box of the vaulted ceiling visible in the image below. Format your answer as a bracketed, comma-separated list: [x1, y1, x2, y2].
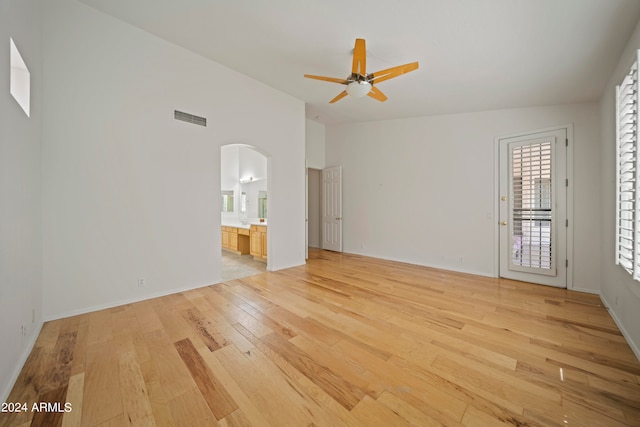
[79, 0, 640, 124]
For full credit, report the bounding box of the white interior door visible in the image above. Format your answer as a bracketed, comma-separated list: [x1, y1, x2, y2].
[322, 166, 343, 252]
[499, 129, 567, 288]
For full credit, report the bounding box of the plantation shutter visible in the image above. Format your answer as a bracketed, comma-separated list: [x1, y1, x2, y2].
[510, 141, 553, 273]
[616, 51, 640, 279]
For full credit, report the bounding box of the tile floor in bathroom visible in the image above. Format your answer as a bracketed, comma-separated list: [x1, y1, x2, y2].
[220, 250, 267, 282]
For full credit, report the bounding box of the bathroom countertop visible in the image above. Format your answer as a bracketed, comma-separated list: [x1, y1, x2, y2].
[221, 220, 267, 229]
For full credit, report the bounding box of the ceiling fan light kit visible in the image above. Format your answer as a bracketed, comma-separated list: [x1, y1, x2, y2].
[346, 81, 371, 98]
[304, 38, 419, 103]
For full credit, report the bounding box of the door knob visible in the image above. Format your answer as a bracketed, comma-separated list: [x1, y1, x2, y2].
[500, 221, 507, 226]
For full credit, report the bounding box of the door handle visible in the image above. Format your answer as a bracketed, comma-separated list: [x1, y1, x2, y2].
[500, 221, 507, 226]
[336, 217, 342, 220]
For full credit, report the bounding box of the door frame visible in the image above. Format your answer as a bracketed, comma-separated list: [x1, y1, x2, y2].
[493, 124, 574, 289]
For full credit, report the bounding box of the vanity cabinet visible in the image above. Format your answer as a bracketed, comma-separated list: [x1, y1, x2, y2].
[250, 225, 267, 261]
[221, 226, 250, 255]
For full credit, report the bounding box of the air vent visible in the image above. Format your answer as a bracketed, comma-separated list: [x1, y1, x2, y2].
[174, 110, 207, 127]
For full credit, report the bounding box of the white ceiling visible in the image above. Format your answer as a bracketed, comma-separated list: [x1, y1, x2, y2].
[78, 0, 640, 125]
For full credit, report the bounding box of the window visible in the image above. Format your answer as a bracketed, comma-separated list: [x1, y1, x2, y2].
[616, 51, 639, 279]
[511, 142, 552, 270]
[9, 37, 30, 117]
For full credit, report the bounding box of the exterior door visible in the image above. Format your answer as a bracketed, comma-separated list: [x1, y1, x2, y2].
[322, 166, 343, 252]
[499, 129, 567, 288]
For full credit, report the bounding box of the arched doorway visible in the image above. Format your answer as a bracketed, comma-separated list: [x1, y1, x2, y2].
[220, 144, 270, 281]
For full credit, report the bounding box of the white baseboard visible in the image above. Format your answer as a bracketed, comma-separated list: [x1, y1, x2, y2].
[348, 249, 494, 279]
[569, 286, 599, 294]
[1, 321, 44, 404]
[43, 280, 221, 322]
[601, 294, 640, 363]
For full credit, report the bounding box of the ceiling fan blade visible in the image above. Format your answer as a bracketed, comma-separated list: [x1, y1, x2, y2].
[370, 62, 419, 84]
[352, 38, 367, 76]
[368, 86, 388, 102]
[304, 74, 349, 85]
[329, 90, 348, 103]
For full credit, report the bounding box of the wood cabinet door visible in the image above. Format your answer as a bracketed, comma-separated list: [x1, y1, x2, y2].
[222, 229, 229, 248]
[230, 232, 238, 250]
[261, 231, 267, 258]
[250, 230, 262, 257]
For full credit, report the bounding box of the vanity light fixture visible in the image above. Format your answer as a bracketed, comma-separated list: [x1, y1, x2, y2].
[240, 176, 265, 184]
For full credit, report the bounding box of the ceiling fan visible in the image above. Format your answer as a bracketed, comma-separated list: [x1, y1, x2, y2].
[304, 38, 419, 103]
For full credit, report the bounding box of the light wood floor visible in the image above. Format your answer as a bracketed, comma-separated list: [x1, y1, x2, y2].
[2, 249, 640, 427]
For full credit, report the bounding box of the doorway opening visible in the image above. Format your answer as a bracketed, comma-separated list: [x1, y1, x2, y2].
[305, 165, 343, 255]
[307, 168, 322, 254]
[220, 144, 269, 281]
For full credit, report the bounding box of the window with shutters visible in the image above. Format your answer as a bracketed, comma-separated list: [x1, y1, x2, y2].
[511, 142, 553, 270]
[615, 51, 640, 280]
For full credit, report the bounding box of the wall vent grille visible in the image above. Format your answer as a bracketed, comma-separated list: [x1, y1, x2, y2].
[174, 110, 207, 127]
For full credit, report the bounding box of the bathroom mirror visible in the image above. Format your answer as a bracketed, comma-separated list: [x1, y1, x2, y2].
[221, 190, 234, 212]
[258, 191, 267, 219]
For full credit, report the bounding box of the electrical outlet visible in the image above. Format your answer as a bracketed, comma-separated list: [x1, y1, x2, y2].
[138, 278, 145, 287]
[32, 308, 35, 323]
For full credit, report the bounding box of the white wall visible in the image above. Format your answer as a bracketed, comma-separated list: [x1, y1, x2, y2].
[305, 119, 325, 250]
[0, 0, 43, 402]
[221, 145, 241, 221]
[41, 0, 306, 319]
[221, 145, 240, 191]
[599, 18, 640, 359]
[326, 102, 601, 292]
[239, 145, 268, 182]
[238, 146, 268, 220]
[305, 119, 326, 169]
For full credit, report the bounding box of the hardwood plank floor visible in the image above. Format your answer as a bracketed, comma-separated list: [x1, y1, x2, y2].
[2, 249, 640, 426]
